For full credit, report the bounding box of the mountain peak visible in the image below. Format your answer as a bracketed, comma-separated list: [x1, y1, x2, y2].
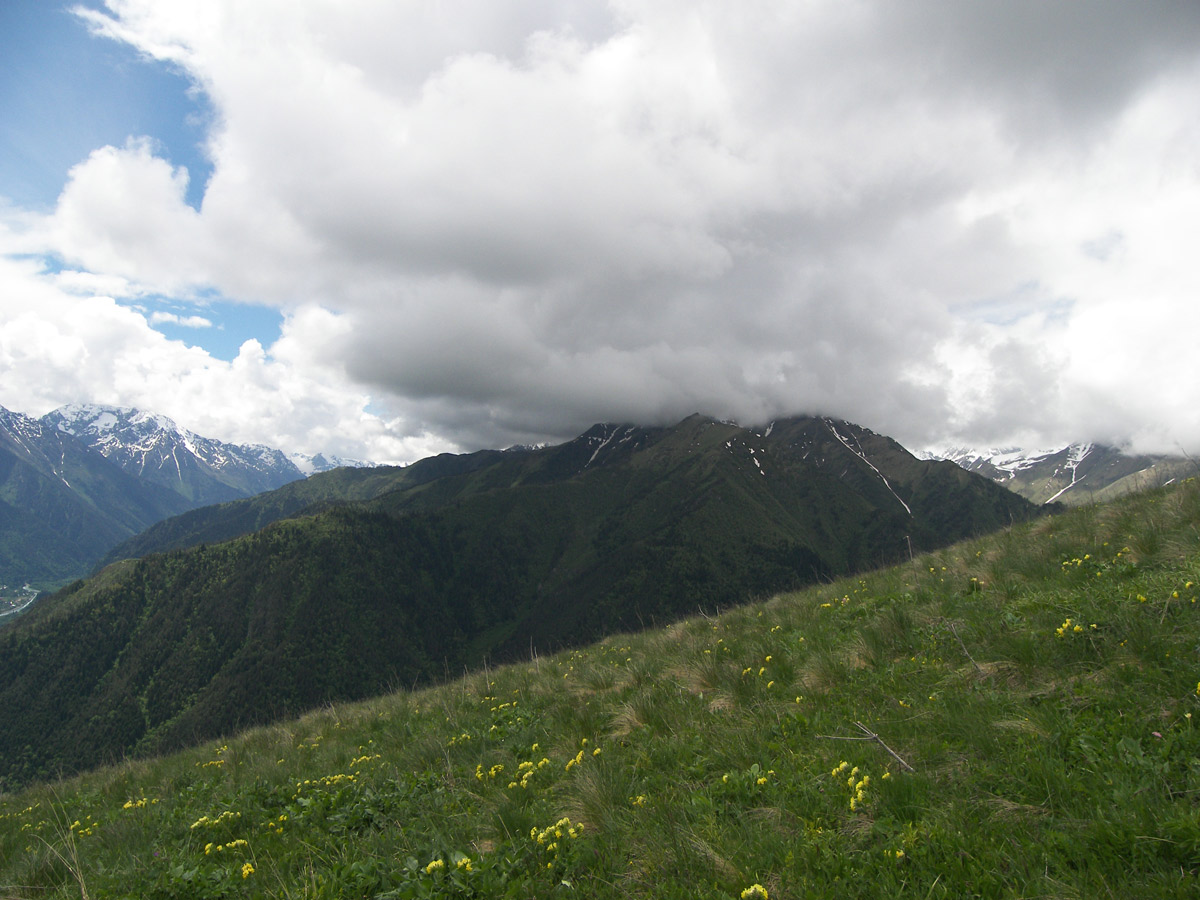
[41, 404, 305, 506]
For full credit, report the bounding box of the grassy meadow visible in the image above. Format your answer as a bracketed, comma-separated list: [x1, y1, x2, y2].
[2, 479, 1200, 898]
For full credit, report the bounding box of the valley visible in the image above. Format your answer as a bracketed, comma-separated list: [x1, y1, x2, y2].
[0, 583, 38, 620]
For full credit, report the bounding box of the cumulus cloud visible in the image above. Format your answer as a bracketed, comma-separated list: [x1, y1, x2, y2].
[149, 311, 212, 328]
[3, 0, 1198, 458]
[0, 244, 450, 462]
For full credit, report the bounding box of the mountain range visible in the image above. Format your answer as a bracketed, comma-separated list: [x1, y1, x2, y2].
[5, 394, 1188, 604]
[928, 443, 1195, 506]
[0, 412, 1044, 788]
[0, 403, 372, 597]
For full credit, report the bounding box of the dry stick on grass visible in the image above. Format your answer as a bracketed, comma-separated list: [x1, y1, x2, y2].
[816, 722, 916, 772]
[948, 621, 984, 675]
[1160, 591, 1175, 625]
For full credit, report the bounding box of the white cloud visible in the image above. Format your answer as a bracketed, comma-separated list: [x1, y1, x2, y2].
[2, 0, 1197, 460]
[0, 243, 447, 462]
[149, 311, 213, 328]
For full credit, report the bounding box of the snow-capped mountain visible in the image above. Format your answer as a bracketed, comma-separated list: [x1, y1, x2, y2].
[288, 451, 377, 475]
[925, 443, 1193, 505]
[42, 404, 306, 507]
[0, 404, 193, 594]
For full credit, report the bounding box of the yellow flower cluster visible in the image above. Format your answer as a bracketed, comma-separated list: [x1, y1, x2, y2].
[476, 763, 505, 781]
[263, 813, 287, 835]
[241, 863, 255, 879]
[563, 738, 600, 771]
[741, 884, 769, 899]
[1055, 617, 1097, 637]
[203, 839, 248, 855]
[196, 744, 230, 767]
[531, 816, 583, 857]
[0, 803, 39, 825]
[831, 761, 870, 811]
[121, 797, 157, 809]
[69, 815, 99, 837]
[191, 810, 240, 830]
[296, 772, 357, 790]
[425, 858, 445, 874]
[505, 757, 551, 789]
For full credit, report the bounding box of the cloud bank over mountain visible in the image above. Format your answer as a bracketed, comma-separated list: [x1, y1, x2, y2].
[3, 0, 1199, 460]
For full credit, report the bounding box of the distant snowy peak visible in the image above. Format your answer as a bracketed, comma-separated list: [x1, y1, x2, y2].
[927, 442, 1189, 506]
[288, 452, 378, 475]
[42, 404, 306, 504]
[49, 404, 192, 462]
[928, 445, 1075, 480]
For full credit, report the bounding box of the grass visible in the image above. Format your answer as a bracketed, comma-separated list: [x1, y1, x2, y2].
[2, 480, 1200, 898]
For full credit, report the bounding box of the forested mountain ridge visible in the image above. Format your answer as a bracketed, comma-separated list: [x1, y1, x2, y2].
[101, 446, 512, 565]
[0, 413, 1043, 788]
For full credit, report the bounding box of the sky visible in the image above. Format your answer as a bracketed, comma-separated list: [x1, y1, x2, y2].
[1, 0, 1199, 464]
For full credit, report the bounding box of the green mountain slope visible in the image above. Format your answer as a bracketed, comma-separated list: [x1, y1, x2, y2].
[0, 414, 1039, 789]
[100, 449, 509, 565]
[1, 478, 1197, 898]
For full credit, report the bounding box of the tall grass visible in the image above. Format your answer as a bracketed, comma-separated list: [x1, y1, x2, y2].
[3, 480, 1200, 898]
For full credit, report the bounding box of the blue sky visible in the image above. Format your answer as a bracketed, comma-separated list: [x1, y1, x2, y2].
[0, 1, 278, 363]
[0, 1, 211, 209]
[1, 1, 1198, 462]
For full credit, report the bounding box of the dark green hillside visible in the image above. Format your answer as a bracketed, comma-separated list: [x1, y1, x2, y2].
[102, 448, 514, 564]
[0, 414, 1040, 789]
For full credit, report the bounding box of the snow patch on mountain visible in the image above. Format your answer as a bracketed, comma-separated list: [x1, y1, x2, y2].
[825, 418, 912, 515]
